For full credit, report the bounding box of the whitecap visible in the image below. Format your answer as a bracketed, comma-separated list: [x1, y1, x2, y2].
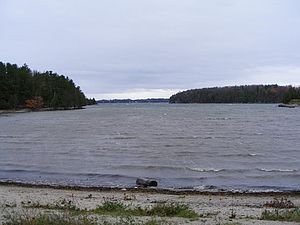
[258, 168, 297, 172]
[188, 167, 224, 172]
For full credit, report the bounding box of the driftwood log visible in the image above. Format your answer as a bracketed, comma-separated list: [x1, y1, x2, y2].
[278, 104, 296, 108]
[136, 178, 158, 187]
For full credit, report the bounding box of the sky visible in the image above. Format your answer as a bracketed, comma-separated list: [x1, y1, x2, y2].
[1, 0, 300, 99]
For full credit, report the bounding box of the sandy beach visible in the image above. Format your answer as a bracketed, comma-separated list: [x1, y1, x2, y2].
[1, 184, 300, 225]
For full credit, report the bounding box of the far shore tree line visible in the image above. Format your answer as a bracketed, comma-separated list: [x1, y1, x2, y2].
[2, 62, 299, 109]
[169, 85, 300, 104]
[0, 62, 96, 110]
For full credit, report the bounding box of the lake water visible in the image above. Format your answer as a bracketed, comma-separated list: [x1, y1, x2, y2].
[0, 104, 300, 192]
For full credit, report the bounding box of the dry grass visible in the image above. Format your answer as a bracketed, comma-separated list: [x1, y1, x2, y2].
[263, 198, 295, 209]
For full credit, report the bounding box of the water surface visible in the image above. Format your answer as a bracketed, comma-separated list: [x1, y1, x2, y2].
[0, 104, 300, 192]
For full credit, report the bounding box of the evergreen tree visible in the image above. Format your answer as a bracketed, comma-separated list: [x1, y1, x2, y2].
[0, 62, 95, 110]
[169, 85, 300, 104]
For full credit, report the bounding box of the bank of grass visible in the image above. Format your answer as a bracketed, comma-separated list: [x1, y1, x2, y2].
[20, 200, 199, 220]
[261, 208, 300, 222]
[92, 201, 199, 219]
[3, 212, 167, 225]
[3, 212, 96, 225]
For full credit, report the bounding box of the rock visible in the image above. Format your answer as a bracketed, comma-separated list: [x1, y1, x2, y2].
[136, 178, 158, 187]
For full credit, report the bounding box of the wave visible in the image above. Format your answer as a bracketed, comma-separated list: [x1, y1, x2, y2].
[0, 169, 41, 173]
[258, 168, 297, 172]
[163, 144, 185, 148]
[187, 167, 252, 174]
[0, 135, 20, 138]
[221, 153, 258, 157]
[0, 168, 137, 180]
[0, 162, 35, 168]
[168, 136, 198, 140]
[187, 167, 225, 173]
[206, 117, 232, 121]
[114, 164, 185, 171]
[111, 136, 136, 140]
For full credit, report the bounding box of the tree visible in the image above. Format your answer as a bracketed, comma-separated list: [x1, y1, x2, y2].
[169, 85, 299, 104]
[25, 96, 43, 110]
[0, 61, 96, 110]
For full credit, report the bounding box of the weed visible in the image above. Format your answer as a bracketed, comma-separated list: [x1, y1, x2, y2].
[16, 199, 198, 221]
[92, 201, 199, 219]
[3, 211, 168, 225]
[3, 202, 17, 208]
[92, 201, 131, 216]
[263, 198, 295, 208]
[229, 208, 236, 219]
[22, 198, 81, 212]
[148, 203, 198, 219]
[3, 212, 97, 225]
[261, 208, 300, 222]
[101, 201, 127, 212]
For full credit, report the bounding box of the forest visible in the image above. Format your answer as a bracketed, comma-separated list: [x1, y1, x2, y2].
[0, 62, 96, 110]
[169, 85, 300, 104]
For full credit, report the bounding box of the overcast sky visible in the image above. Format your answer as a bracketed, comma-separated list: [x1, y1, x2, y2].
[1, 0, 300, 99]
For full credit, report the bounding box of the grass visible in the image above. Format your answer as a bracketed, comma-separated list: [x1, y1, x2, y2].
[263, 198, 295, 209]
[22, 199, 199, 219]
[261, 208, 300, 222]
[3, 212, 168, 225]
[92, 201, 199, 219]
[5, 200, 198, 224]
[3, 212, 97, 225]
[148, 203, 198, 218]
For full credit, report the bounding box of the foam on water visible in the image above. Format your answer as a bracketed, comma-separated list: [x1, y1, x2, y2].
[258, 168, 297, 172]
[187, 168, 225, 172]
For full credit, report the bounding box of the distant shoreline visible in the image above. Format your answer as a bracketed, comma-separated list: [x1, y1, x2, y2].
[0, 106, 84, 114]
[97, 98, 169, 104]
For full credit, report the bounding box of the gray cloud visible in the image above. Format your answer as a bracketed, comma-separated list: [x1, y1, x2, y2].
[1, 0, 300, 99]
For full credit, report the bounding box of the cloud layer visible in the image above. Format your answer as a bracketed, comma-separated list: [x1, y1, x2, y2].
[1, 0, 300, 99]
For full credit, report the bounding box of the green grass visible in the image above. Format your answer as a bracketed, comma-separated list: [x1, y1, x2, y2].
[261, 208, 300, 222]
[20, 199, 199, 219]
[3, 212, 96, 225]
[10, 200, 198, 224]
[3, 212, 167, 225]
[91, 201, 199, 219]
[148, 203, 198, 218]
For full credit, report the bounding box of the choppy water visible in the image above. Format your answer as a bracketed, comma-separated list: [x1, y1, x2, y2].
[1, 104, 300, 192]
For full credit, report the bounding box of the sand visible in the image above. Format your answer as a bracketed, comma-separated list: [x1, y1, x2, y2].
[1, 184, 300, 225]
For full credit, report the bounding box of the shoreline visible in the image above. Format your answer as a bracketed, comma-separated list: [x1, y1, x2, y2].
[1, 181, 300, 197]
[1, 183, 300, 224]
[0, 106, 85, 114]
